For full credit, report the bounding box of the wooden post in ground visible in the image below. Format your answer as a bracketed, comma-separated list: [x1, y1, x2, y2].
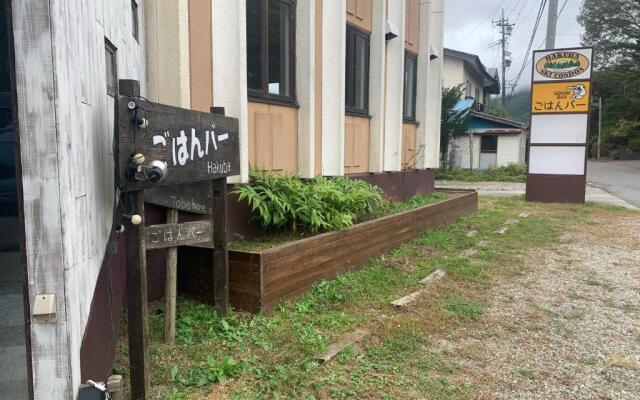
[164, 208, 178, 344]
[119, 79, 150, 400]
[210, 107, 229, 315]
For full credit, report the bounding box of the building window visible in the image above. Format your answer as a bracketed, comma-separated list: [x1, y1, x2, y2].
[345, 25, 370, 115]
[403, 52, 417, 122]
[105, 39, 118, 97]
[465, 80, 472, 98]
[475, 87, 481, 102]
[480, 135, 498, 153]
[131, 1, 139, 41]
[246, 0, 295, 102]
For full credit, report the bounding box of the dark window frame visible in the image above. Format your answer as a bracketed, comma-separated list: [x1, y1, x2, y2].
[131, 1, 139, 42]
[345, 23, 370, 116]
[480, 135, 498, 153]
[105, 39, 118, 97]
[403, 51, 418, 122]
[246, 0, 297, 105]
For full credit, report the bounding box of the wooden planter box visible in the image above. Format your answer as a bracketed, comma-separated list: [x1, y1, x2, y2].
[178, 190, 478, 313]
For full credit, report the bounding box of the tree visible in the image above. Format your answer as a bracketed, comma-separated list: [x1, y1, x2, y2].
[579, 0, 640, 158]
[577, 0, 640, 69]
[440, 85, 470, 170]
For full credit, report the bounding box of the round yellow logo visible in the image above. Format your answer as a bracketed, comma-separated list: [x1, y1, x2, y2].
[536, 51, 590, 80]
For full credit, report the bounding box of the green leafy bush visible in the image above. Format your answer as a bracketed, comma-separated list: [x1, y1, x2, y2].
[436, 163, 527, 182]
[233, 171, 387, 233]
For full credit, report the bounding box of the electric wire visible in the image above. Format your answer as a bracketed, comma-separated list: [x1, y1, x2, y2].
[509, 0, 549, 93]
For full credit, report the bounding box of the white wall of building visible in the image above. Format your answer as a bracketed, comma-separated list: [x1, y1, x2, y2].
[212, 0, 249, 183]
[497, 135, 522, 167]
[321, 0, 346, 176]
[383, 0, 406, 172]
[13, 0, 146, 397]
[450, 135, 481, 170]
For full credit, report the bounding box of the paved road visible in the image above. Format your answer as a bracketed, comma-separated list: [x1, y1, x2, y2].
[588, 160, 640, 208]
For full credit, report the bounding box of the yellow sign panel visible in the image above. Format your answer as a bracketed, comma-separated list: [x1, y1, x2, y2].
[531, 81, 591, 114]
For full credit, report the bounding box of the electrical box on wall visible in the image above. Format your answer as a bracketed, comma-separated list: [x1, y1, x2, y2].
[32, 293, 56, 323]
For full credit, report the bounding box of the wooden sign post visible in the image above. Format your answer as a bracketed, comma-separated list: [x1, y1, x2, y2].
[116, 80, 240, 399]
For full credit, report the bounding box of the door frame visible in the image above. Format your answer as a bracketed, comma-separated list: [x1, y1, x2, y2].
[5, 1, 34, 398]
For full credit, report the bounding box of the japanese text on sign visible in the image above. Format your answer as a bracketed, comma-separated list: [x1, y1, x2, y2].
[531, 81, 591, 114]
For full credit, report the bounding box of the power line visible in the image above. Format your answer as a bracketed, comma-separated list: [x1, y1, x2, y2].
[448, 0, 508, 47]
[509, 0, 548, 94]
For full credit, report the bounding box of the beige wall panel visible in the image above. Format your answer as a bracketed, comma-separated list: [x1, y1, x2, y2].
[405, 0, 420, 53]
[402, 123, 418, 169]
[346, 0, 372, 32]
[315, 0, 323, 175]
[248, 102, 298, 174]
[344, 116, 370, 174]
[189, 0, 213, 112]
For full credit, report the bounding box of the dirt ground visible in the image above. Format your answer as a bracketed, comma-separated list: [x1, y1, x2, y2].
[436, 213, 640, 399]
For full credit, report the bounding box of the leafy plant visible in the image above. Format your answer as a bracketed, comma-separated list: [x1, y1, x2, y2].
[436, 163, 527, 182]
[233, 171, 387, 233]
[172, 356, 242, 387]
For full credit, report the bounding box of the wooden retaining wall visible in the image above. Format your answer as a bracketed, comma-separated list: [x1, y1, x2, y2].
[178, 190, 478, 312]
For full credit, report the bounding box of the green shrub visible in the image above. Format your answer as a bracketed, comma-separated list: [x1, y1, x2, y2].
[233, 170, 387, 233]
[436, 163, 527, 182]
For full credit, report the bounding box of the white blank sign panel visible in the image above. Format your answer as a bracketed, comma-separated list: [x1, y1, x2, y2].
[530, 114, 589, 144]
[529, 146, 585, 175]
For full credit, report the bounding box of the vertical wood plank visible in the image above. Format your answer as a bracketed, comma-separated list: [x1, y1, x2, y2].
[120, 80, 150, 400]
[212, 177, 229, 315]
[210, 106, 229, 315]
[163, 208, 178, 344]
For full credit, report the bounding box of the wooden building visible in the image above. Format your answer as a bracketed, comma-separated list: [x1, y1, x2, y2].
[2, 0, 444, 398]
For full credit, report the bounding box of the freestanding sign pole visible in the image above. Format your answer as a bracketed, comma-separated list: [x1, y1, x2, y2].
[525, 47, 594, 203]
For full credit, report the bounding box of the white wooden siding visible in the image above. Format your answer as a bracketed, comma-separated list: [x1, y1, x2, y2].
[13, 0, 146, 397]
[496, 135, 522, 167]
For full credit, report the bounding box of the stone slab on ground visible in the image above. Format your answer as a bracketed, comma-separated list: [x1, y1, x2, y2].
[391, 270, 446, 308]
[315, 329, 369, 363]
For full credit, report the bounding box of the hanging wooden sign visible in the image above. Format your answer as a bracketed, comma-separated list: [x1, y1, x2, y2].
[117, 97, 240, 191]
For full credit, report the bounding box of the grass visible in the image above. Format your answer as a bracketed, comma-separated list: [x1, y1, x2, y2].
[436, 163, 527, 182]
[113, 197, 632, 399]
[230, 192, 449, 252]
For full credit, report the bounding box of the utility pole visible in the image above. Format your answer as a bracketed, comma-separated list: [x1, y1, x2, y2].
[597, 97, 603, 159]
[545, 0, 559, 49]
[494, 9, 514, 107]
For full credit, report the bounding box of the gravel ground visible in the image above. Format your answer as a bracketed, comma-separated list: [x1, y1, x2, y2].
[439, 213, 640, 399]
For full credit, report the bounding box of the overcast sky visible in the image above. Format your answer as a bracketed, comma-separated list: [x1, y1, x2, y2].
[443, 0, 585, 93]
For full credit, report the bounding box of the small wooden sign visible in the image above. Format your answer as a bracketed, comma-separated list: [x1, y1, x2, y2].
[145, 220, 212, 250]
[144, 182, 212, 215]
[117, 98, 240, 191]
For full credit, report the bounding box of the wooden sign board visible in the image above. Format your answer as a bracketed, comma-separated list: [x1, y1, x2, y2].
[144, 182, 212, 215]
[531, 81, 591, 114]
[117, 97, 240, 191]
[145, 220, 212, 250]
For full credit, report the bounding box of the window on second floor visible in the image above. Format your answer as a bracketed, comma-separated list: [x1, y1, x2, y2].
[475, 87, 481, 102]
[465, 80, 472, 98]
[403, 52, 417, 121]
[345, 25, 370, 115]
[246, 0, 295, 102]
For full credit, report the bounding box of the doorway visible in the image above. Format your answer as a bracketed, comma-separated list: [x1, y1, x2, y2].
[479, 135, 498, 170]
[0, 3, 29, 399]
